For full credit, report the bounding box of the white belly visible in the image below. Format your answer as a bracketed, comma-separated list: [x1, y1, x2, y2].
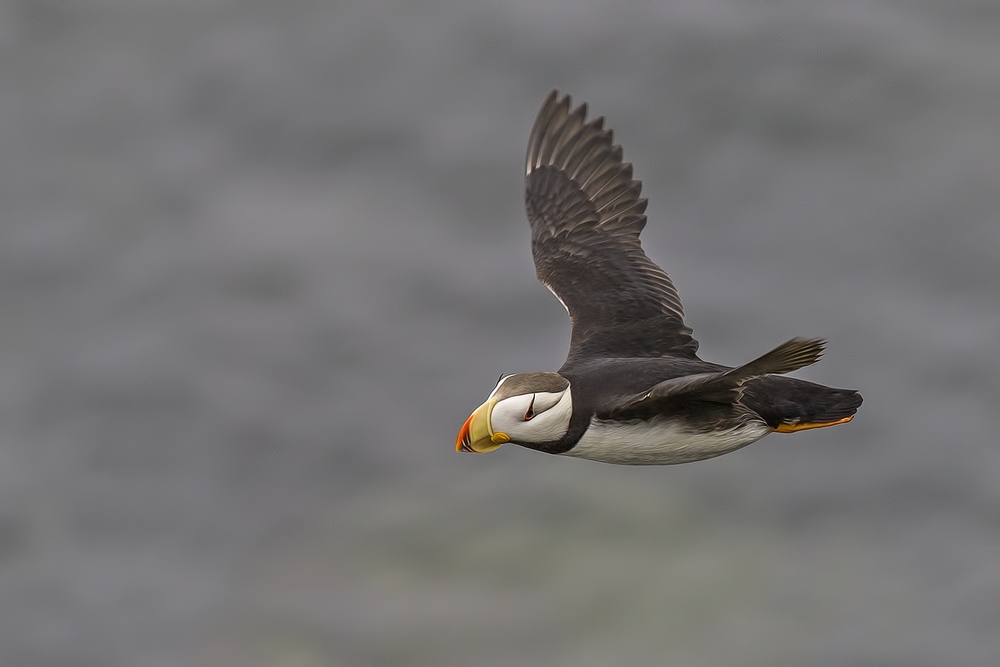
[562, 417, 772, 465]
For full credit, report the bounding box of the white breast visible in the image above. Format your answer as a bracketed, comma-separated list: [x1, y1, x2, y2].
[562, 417, 772, 465]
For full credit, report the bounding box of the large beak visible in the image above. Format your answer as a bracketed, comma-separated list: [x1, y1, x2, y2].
[456, 398, 509, 453]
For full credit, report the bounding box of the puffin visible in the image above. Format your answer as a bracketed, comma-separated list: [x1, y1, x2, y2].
[456, 91, 862, 465]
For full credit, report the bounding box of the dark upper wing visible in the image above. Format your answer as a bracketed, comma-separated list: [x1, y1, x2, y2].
[525, 91, 698, 361]
[604, 338, 825, 418]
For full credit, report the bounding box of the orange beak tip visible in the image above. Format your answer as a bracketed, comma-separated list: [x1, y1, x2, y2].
[456, 413, 474, 452]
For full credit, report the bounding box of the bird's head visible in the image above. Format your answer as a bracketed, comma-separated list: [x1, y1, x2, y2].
[456, 372, 572, 453]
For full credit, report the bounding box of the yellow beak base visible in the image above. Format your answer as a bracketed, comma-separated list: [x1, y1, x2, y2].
[456, 398, 507, 453]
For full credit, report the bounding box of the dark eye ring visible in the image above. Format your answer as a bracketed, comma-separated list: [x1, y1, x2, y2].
[523, 395, 535, 421]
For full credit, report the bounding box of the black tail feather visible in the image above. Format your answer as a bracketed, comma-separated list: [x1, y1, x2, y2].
[741, 376, 862, 429]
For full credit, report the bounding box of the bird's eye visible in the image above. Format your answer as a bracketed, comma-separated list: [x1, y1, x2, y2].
[523, 395, 535, 421]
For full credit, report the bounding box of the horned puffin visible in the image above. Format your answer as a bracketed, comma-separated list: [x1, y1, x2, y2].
[456, 91, 862, 465]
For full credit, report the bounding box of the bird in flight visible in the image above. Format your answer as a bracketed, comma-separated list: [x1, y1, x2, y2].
[456, 91, 862, 465]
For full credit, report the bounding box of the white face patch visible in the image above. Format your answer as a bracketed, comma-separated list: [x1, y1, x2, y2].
[490, 389, 573, 444]
[564, 417, 772, 465]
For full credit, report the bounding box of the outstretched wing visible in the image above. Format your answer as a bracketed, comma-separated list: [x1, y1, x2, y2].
[525, 91, 698, 361]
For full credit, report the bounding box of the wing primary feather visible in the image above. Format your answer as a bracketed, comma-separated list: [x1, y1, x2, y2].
[526, 90, 561, 174]
[564, 128, 607, 179]
[579, 146, 624, 191]
[571, 144, 614, 186]
[535, 96, 571, 168]
[594, 179, 639, 214]
[550, 104, 589, 168]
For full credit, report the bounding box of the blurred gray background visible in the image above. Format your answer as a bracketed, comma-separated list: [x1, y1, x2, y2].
[3, 0, 1000, 665]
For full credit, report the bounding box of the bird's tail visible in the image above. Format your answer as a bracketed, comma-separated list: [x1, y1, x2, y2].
[741, 375, 862, 432]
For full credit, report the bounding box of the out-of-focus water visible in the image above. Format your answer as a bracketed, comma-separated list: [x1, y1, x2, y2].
[4, 1, 1000, 664]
